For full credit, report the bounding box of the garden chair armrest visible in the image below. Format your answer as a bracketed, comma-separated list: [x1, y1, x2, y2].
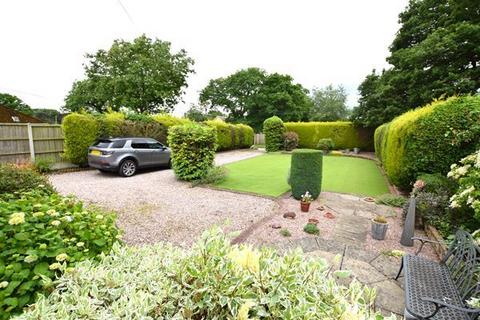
[412, 237, 444, 256]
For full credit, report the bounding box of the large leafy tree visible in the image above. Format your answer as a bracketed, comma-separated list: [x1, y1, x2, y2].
[199, 68, 312, 131]
[184, 104, 224, 122]
[0, 93, 33, 115]
[352, 0, 480, 128]
[310, 85, 349, 121]
[31, 108, 62, 124]
[64, 35, 194, 113]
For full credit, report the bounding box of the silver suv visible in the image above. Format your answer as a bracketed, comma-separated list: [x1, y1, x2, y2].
[88, 137, 171, 177]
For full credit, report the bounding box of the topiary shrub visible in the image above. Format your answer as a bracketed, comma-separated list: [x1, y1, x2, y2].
[167, 123, 217, 181]
[0, 164, 54, 197]
[18, 228, 382, 319]
[62, 113, 100, 166]
[316, 138, 335, 153]
[263, 116, 285, 152]
[375, 96, 480, 189]
[284, 121, 374, 150]
[283, 131, 299, 151]
[0, 188, 119, 319]
[289, 149, 323, 200]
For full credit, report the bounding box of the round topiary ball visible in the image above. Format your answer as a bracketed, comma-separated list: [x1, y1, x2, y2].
[289, 149, 323, 200]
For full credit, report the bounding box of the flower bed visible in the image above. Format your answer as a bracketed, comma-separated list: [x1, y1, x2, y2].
[16, 229, 394, 319]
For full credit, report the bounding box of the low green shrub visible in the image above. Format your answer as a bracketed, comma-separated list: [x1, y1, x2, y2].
[375, 194, 406, 208]
[17, 229, 387, 319]
[289, 149, 323, 200]
[416, 173, 457, 195]
[303, 223, 320, 235]
[62, 113, 100, 166]
[33, 158, 54, 174]
[283, 131, 299, 151]
[191, 166, 227, 187]
[375, 96, 480, 189]
[168, 123, 217, 181]
[263, 116, 285, 152]
[0, 164, 54, 197]
[279, 229, 291, 237]
[285, 121, 374, 150]
[317, 138, 335, 152]
[0, 188, 119, 319]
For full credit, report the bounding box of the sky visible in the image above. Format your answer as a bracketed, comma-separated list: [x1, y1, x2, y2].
[0, 0, 408, 116]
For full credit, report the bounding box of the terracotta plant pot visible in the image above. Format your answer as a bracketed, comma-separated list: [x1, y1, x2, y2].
[300, 202, 310, 212]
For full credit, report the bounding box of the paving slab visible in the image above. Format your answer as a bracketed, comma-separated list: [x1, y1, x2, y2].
[333, 215, 368, 245]
[373, 279, 405, 315]
[342, 257, 388, 284]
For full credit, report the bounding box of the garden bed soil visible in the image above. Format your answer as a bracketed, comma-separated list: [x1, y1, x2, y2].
[243, 192, 438, 261]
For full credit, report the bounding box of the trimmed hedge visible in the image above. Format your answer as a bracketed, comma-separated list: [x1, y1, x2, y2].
[167, 123, 217, 181]
[289, 149, 323, 200]
[62, 113, 99, 165]
[375, 96, 480, 189]
[284, 121, 373, 151]
[62, 113, 252, 166]
[263, 116, 285, 152]
[205, 119, 254, 151]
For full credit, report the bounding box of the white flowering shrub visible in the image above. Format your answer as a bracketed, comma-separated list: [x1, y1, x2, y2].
[448, 150, 480, 222]
[15, 229, 394, 320]
[0, 189, 120, 319]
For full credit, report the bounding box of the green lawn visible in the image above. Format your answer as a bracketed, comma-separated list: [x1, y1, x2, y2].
[215, 153, 390, 197]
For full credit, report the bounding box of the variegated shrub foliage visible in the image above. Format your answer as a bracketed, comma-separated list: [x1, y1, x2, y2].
[17, 229, 395, 320]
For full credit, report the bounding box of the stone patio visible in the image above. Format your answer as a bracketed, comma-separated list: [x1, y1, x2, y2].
[241, 191, 440, 317]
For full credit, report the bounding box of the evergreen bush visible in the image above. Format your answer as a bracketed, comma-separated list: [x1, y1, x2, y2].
[374, 96, 480, 189]
[167, 123, 217, 181]
[289, 149, 323, 200]
[62, 113, 100, 166]
[263, 116, 285, 152]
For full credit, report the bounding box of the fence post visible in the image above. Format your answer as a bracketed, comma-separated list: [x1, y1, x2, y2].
[27, 123, 35, 162]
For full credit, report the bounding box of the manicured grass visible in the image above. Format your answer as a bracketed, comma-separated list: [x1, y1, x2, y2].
[215, 153, 390, 197]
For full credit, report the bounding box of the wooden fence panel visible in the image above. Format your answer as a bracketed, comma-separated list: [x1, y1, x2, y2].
[0, 123, 64, 164]
[254, 133, 265, 145]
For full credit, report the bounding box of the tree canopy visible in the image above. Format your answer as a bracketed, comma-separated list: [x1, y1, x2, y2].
[0, 93, 33, 115]
[310, 85, 349, 121]
[199, 68, 312, 131]
[352, 0, 480, 128]
[64, 35, 194, 114]
[184, 104, 223, 122]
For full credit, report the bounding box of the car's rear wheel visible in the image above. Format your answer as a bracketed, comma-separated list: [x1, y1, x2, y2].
[119, 159, 137, 177]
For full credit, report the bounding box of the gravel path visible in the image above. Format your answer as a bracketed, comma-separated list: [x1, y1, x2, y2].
[49, 150, 274, 247]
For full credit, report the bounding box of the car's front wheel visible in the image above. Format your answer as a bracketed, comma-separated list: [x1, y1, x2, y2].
[119, 159, 137, 177]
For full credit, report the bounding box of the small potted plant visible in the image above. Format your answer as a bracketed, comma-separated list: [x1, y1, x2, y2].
[371, 215, 388, 240]
[300, 191, 313, 212]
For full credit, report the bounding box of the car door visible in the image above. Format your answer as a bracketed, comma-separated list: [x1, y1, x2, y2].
[130, 139, 153, 166]
[148, 141, 169, 165]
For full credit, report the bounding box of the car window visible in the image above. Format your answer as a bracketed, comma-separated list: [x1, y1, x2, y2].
[94, 140, 111, 148]
[148, 142, 163, 149]
[111, 140, 126, 149]
[131, 142, 150, 149]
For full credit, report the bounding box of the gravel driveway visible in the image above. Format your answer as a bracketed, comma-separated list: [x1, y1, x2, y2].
[49, 150, 276, 247]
